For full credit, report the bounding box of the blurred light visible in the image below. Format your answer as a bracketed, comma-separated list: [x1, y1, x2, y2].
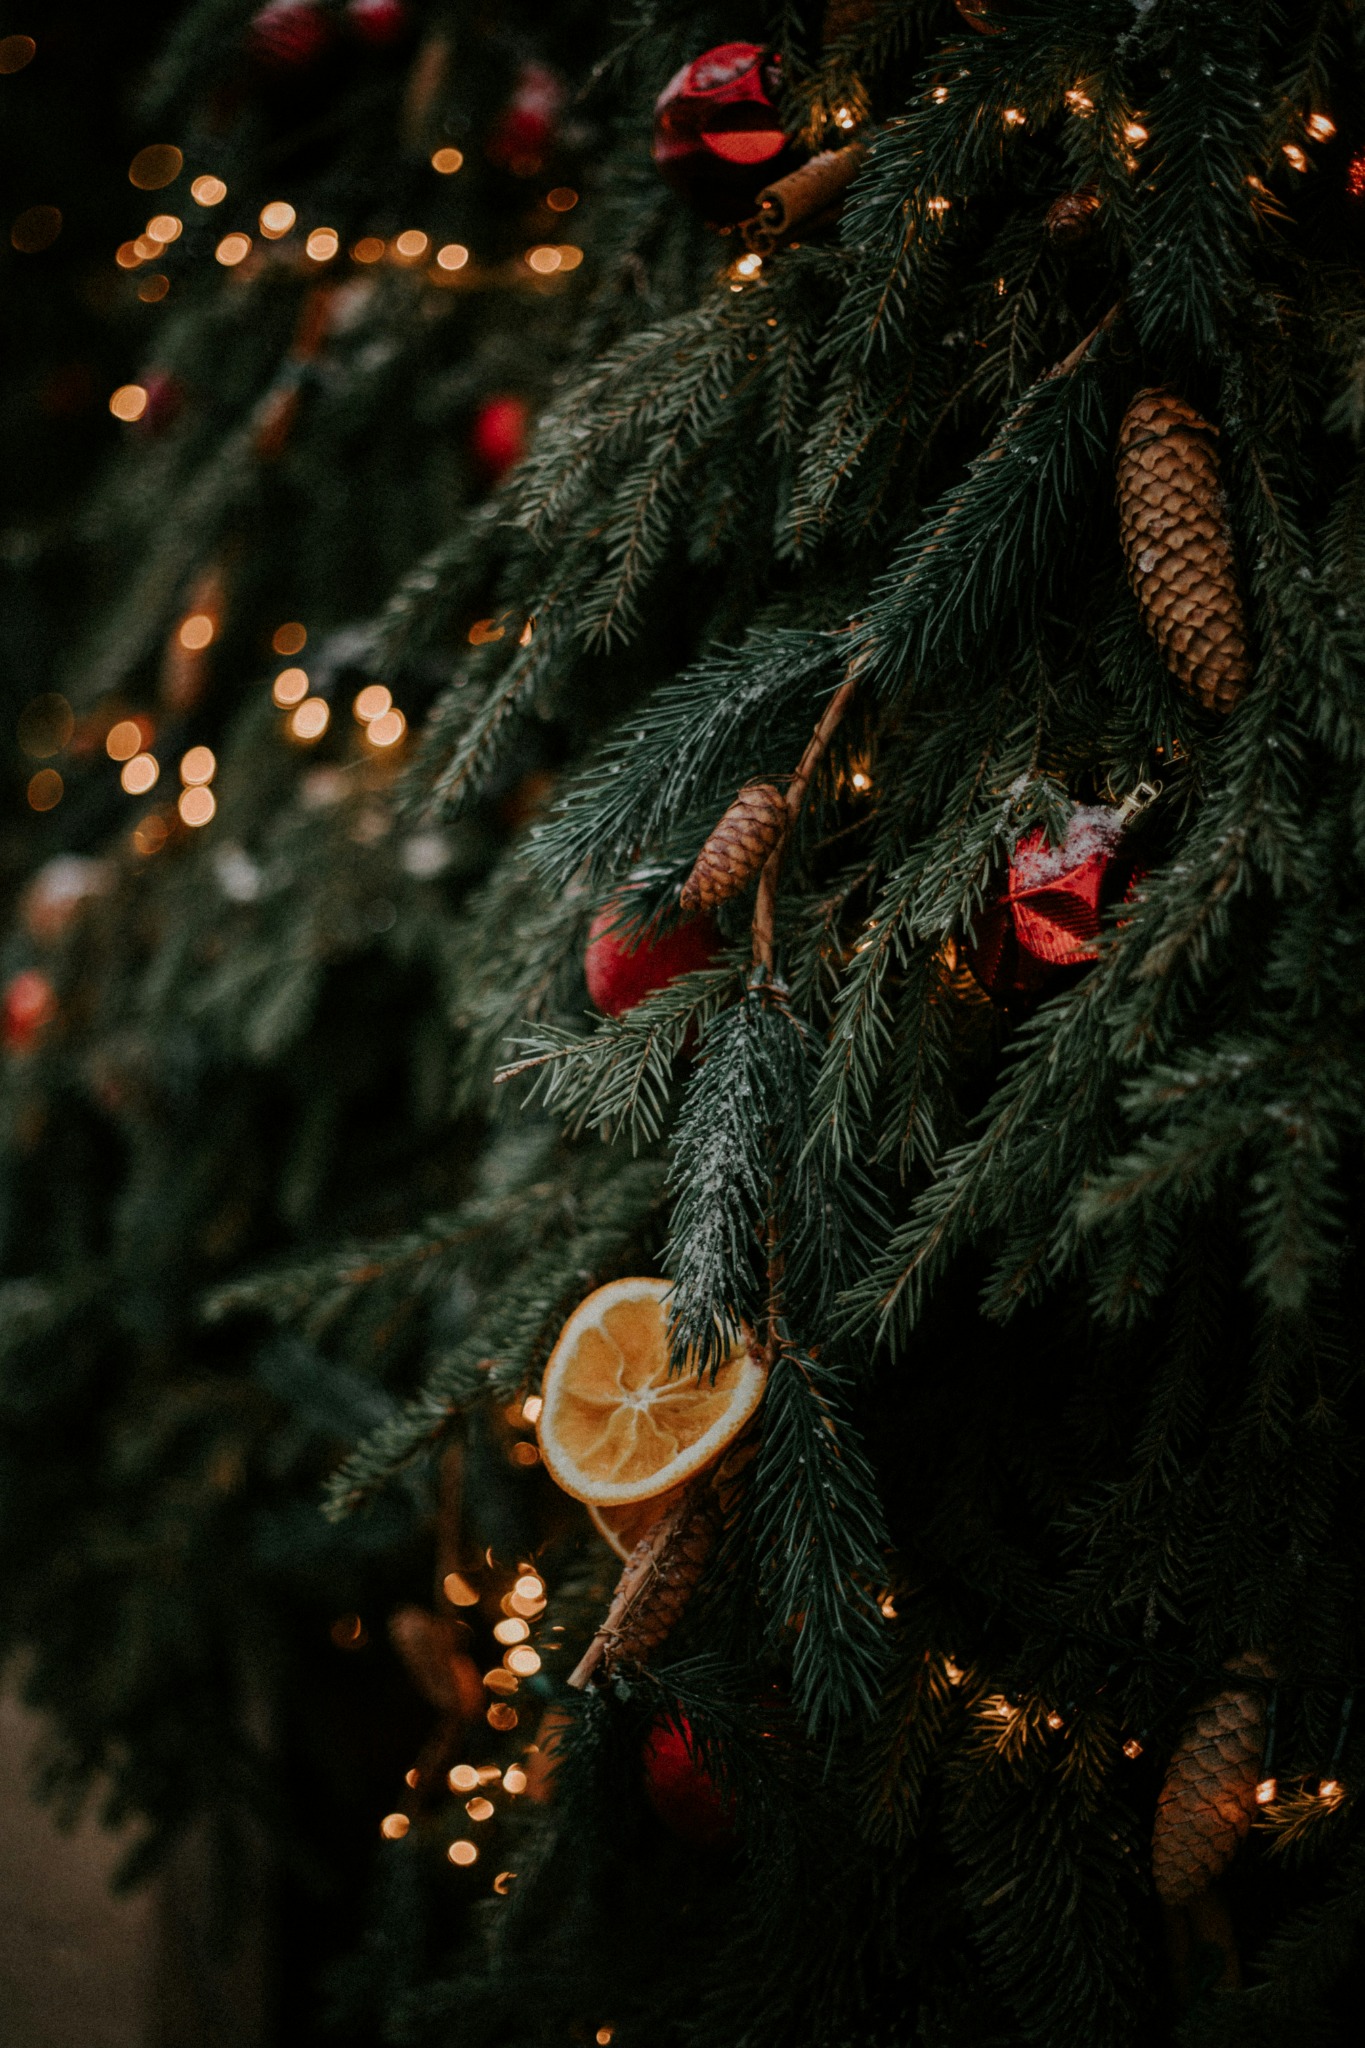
[487, 1704, 518, 1730]
[109, 383, 148, 422]
[932, 85, 948, 103]
[393, 228, 428, 259]
[115, 241, 144, 269]
[556, 245, 583, 271]
[330, 1613, 366, 1648]
[436, 242, 469, 271]
[492, 1870, 515, 1894]
[191, 175, 227, 207]
[306, 227, 339, 260]
[106, 720, 145, 763]
[494, 1618, 530, 1646]
[468, 618, 504, 645]
[0, 34, 37, 73]
[18, 694, 74, 759]
[216, 233, 251, 266]
[272, 621, 307, 656]
[508, 1440, 539, 1467]
[448, 1764, 479, 1792]
[927, 197, 951, 216]
[1308, 112, 1336, 142]
[180, 745, 216, 785]
[1319, 1778, 1343, 1803]
[137, 274, 170, 302]
[505, 1646, 541, 1677]
[380, 1813, 410, 1841]
[129, 145, 183, 190]
[520, 1397, 543, 1425]
[132, 812, 169, 856]
[730, 252, 762, 283]
[546, 187, 577, 211]
[431, 147, 464, 174]
[526, 244, 561, 273]
[1002, 107, 1026, 127]
[514, 1573, 544, 1600]
[404, 1768, 420, 1789]
[179, 786, 216, 827]
[833, 104, 856, 129]
[27, 769, 63, 812]
[146, 214, 182, 243]
[596, 2031, 614, 2046]
[365, 708, 406, 748]
[1124, 120, 1148, 144]
[484, 1669, 518, 1696]
[502, 1766, 527, 1796]
[465, 1796, 494, 1822]
[133, 235, 160, 260]
[443, 1571, 480, 1608]
[11, 205, 62, 253]
[259, 200, 296, 238]
[352, 236, 385, 264]
[353, 684, 391, 723]
[1123, 1737, 1143, 1760]
[121, 754, 160, 795]
[1256, 1776, 1278, 1805]
[944, 1657, 964, 1685]
[272, 667, 309, 707]
[1282, 143, 1308, 171]
[1046, 1711, 1064, 1731]
[447, 1839, 478, 1866]
[1065, 88, 1094, 115]
[851, 769, 871, 791]
[179, 613, 215, 650]
[290, 698, 330, 742]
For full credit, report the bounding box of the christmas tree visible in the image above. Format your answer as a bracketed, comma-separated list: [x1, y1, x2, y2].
[5, 1, 1365, 2042]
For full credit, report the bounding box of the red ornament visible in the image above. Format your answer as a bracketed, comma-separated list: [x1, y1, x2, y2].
[964, 804, 1140, 1001]
[584, 902, 721, 1017]
[345, 0, 410, 47]
[1347, 150, 1365, 201]
[3, 969, 58, 1055]
[487, 61, 564, 174]
[642, 1716, 733, 1845]
[653, 43, 798, 227]
[246, 2, 333, 70]
[469, 395, 530, 481]
[135, 370, 184, 437]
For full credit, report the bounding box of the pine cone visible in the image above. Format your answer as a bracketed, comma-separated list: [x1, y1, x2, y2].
[1116, 388, 1250, 714]
[1152, 1651, 1274, 1905]
[1045, 186, 1100, 241]
[680, 783, 788, 913]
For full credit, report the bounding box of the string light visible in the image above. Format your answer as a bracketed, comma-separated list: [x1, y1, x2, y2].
[129, 145, 182, 190]
[932, 85, 949, 105]
[465, 1796, 495, 1822]
[494, 1618, 530, 1646]
[1318, 1778, 1344, 1804]
[596, 2029, 614, 2045]
[526, 245, 562, 273]
[405, 1768, 421, 1789]
[366, 708, 406, 748]
[352, 236, 385, 264]
[851, 769, 872, 791]
[832, 105, 857, 130]
[1123, 1738, 1143, 1760]
[431, 147, 464, 174]
[1002, 107, 1026, 128]
[435, 243, 469, 271]
[448, 1839, 478, 1865]
[1255, 1776, 1278, 1805]
[520, 1397, 543, 1425]
[180, 747, 216, 786]
[178, 786, 216, 828]
[1307, 112, 1336, 142]
[487, 1704, 518, 1731]
[259, 201, 296, 238]
[191, 175, 227, 207]
[146, 214, 182, 244]
[289, 699, 330, 742]
[1124, 120, 1148, 145]
[394, 229, 429, 261]
[380, 1813, 410, 1840]
[272, 668, 309, 708]
[0, 34, 36, 73]
[138, 275, 169, 303]
[505, 1646, 541, 1678]
[492, 1871, 515, 1894]
[27, 769, 62, 812]
[1065, 88, 1094, 115]
[1282, 143, 1308, 172]
[352, 685, 391, 724]
[306, 227, 339, 261]
[485, 1668, 518, 1696]
[272, 622, 307, 656]
[502, 1766, 528, 1795]
[514, 1573, 545, 1601]
[115, 243, 143, 270]
[546, 187, 577, 211]
[449, 1765, 479, 1792]
[109, 384, 148, 422]
[179, 613, 215, 650]
[508, 1440, 539, 1467]
[330, 1614, 366, 1648]
[215, 233, 251, 267]
[1349, 152, 1365, 200]
[926, 197, 951, 217]
[443, 1571, 480, 1608]
[1046, 1711, 1064, 1732]
[121, 754, 160, 795]
[729, 252, 763, 288]
[133, 813, 168, 855]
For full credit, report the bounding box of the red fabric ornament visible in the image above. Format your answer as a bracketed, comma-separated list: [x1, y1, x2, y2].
[653, 43, 797, 227]
[584, 901, 720, 1017]
[487, 61, 564, 174]
[247, 2, 333, 70]
[965, 804, 1140, 1001]
[3, 969, 58, 1055]
[642, 1716, 733, 1845]
[469, 395, 530, 481]
[345, 0, 410, 47]
[135, 370, 185, 437]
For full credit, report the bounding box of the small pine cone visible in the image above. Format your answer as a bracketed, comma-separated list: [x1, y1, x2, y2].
[1045, 186, 1100, 241]
[1152, 1651, 1274, 1905]
[1116, 388, 1250, 714]
[680, 783, 788, 913]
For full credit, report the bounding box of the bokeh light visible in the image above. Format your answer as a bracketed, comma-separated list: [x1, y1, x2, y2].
[431, 147, 464, 174]
[121, 754, 160, 795]
[191, 175, 227, 207]
[215, 233, 251, 267]
[109, 384, 148, 422]
[129, 145, 183, 190]
[290, 698, 330, 742]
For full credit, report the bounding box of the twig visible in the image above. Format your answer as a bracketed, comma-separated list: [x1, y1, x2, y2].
[752, 670, 860, 972]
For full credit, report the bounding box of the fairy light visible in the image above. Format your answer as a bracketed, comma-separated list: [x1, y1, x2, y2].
[832, 104, 856, 130]
[514, 1573, 545, 1601]
[352, 685, 391, 724]
[596, 2031, 614, 2046]
[180, 745, 215, 786]
[503, 1766, 528, 1795]
[215, 233, 251, 266]
[179, 613, 215, 651]
[365, 708, 406, 748]
[526, 245, 562, 273]
[485, 1668, 517, 1696]
[405, 1768, 421, 1789]
[330, 1613, 366, 1648]
[520, 1398, 543, 1428]
[1124, 120, 1148, 145]
[259, 201, 296, 239]
[465, 1796, 495, 1822]
[1123, 1738, 1143, 1760]
[352, 236, 385, 264]
[130, 145, 182, 190]
[27, 770, 62, 812]
[932, 85, 949, 105]
[505, 1646, 541, 1678]
[146, 214, 182, 244]
[139, 275, 169, 303]
[487, 1704, 519, 1731]
[380, 1813, 410, 1840]
[191, 174, 227, 206]
[492, 1871, 515, 1894]
[1349, 153, 1365, 199]
[1046, 1711, 1064, 1732]
[1282, 143, 1308, 172]
[389, 230, 425, 262]
[133, 813, 169, 856]
[448, 1839, 478, 1866]
[106, 719, 145, 763]
[109, 384, 148, 422]
[879, 1595, 897, 1619]
[121, 754, 160, 796]
[1318, 1778, 1344, 1804]
[436, 243, 469, 271]
[1002, 107, 1025, 128]
[494, 1618, 530, 1646]
[546, 187, 577, 211]
[443, 1571, 480, 1608]
[306, 228, 339, 261]
[432, 147, 464, 174]
[851, 769, 872, 791]
[272, 622, 306, 656]
[1255, 1776, 1278, 1805]
[508, 1440, 539, 1467]
[289, 699, 330, 742]
[115, 243, 143, 270]
[1307, 112, 1336, 142]
[448, 1765, 479, 1792]
[178, 786, 215, 827]
[1065, 88, 1094, 115]
[272, 668, 309, 708]
[927, 197, 951, 217]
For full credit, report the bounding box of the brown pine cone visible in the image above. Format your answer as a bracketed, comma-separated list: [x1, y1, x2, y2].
[1116, 388, 1250, 714]
[1045, 186, 1100, 241]
[1152, 1651, 1274, 1905]
[680, 783, 788, 913]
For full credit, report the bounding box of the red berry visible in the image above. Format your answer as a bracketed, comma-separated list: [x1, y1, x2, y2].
[3, 969, 58, 1054]
[487, 61, 564, 173]
[247, 2, 333, 70]
[642, 1716, 732, 1845]
[584, 903, 720, 1017]
[469, 395, 530, 481]
[345, 0, 410, 47]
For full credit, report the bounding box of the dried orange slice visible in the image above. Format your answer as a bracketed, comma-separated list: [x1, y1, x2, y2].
[588, 1487, 685, 1561]
[537, 1277, 765, 1508]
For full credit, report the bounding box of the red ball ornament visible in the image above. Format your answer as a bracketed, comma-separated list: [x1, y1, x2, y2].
[3, 969, 59, 1055]
[247, 1, 333, 69]
[470, 395, 530, 481]
[584, 902, 721, 1017]
[345, 0, 410, 48]
[964, 804, 1140, 1002]
[642, 1716, 733, 1846]
[135, 370, 185, 437]
[653, 43, 798, 227]
[487, 61, 565, 174]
